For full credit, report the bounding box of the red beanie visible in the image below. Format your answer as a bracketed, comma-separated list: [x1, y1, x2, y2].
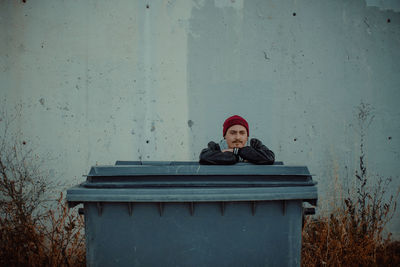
[223, 115, 249, 137]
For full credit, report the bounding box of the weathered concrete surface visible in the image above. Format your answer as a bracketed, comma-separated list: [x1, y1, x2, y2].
[1, 0, 399, 236]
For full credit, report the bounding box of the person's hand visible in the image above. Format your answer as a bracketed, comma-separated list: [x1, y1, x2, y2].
[222, 148, 234, 153]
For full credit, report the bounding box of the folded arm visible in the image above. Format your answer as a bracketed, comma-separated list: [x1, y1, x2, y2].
[238, 138, 275, 165]
[199, 141, 238, 165]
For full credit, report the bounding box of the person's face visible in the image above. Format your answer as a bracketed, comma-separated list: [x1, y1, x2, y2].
[224, 124, 248, 149]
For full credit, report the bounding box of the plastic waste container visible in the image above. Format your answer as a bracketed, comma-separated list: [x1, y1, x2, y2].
[67, 161, 317, 267]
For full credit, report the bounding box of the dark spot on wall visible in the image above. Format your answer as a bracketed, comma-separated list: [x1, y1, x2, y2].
[188, 120, 194, 128]
[39, 98, 45, 106]
[146, 4, 149, 8]
[388, 136, 392, 140]
[364, 18, 370, 28]
[146, 140, 149, 144]
[263, 51, 270, 60]
[18, 44, 25, 53]
[292, 12, 296, 16]
[387, 18, 391, 23]
[22, 141, 26, 145]
[294, 138, 297, 142]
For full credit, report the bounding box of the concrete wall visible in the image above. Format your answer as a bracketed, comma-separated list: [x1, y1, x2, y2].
[1, 0, 399, 236]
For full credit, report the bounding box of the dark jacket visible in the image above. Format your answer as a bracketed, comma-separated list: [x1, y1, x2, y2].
[199, 138, 275, 165]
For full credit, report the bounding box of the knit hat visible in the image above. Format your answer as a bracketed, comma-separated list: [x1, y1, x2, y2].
[223, 115, 249, 137]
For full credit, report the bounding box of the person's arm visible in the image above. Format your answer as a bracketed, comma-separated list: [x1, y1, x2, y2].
[238, 138, 275, 165]
[199, 141, 238, 165]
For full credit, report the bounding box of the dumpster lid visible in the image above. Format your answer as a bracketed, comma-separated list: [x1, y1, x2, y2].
[67, 161, 318, 205]
[83, 161, 315, 188]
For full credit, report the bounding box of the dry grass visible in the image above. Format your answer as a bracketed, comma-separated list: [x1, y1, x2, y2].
[301, 159, 399, 266]
[301, 155, 399, 266]
[301, 102, 400, 266]
[0, 193, 85, 267]
[301, 207, 399, 266]
[0, 104, 85, 266]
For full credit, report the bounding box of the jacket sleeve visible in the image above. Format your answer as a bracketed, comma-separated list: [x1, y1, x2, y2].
[199, 141, 238, 165]
[238, 138, 275, 165]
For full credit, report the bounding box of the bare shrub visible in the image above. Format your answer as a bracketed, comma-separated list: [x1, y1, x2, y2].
[301, 181, 399, 266]
[44, 193, 85, 266]
[0, 104, 85, 266]
[301, 102, 399, 266]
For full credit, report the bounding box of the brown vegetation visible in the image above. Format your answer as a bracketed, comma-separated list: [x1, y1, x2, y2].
[301, 103, 400, 266]
[0, 191, 85, 266]
[301, 201, 399, 266]
[0, 106, 85, 266]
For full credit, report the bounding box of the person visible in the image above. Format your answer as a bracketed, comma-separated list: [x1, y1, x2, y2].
[199, 115, 275, 165]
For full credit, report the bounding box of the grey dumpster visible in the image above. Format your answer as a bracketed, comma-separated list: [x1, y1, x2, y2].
[67, 161, 317, 267]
